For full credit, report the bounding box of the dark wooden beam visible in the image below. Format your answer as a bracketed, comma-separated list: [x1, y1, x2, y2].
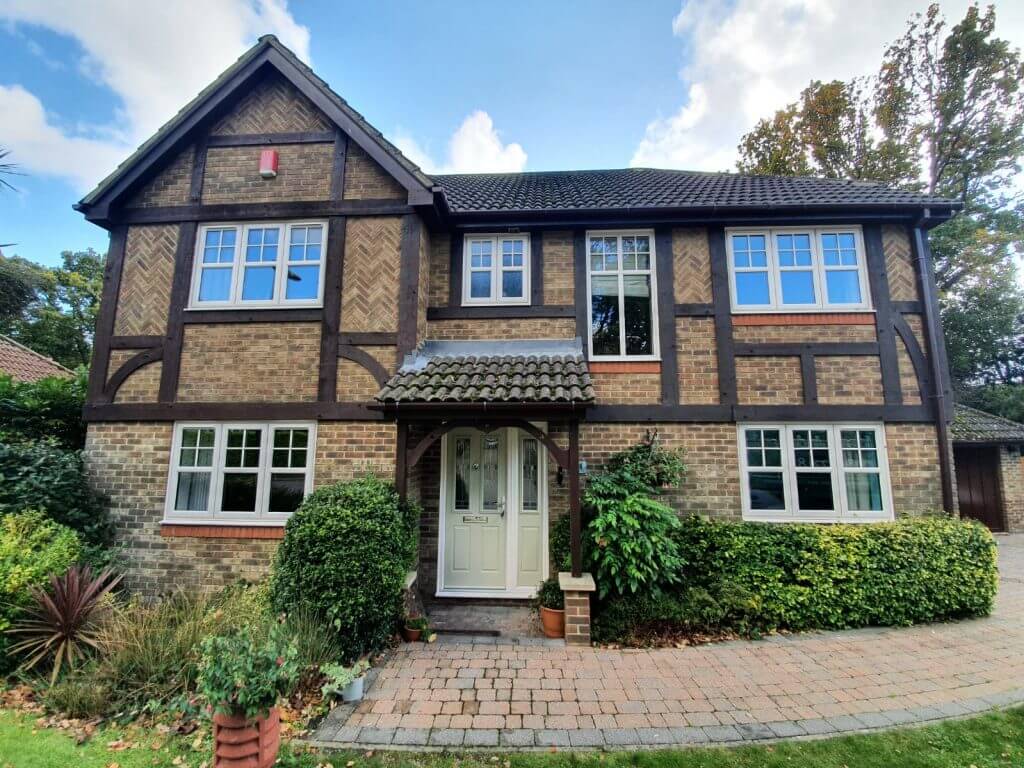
[674, 303, 715, 316]
[397, 214, 422, 359]
[189, 133, 209, 203]
[863, 224, 903, 405]
[329, 131, 348, 201]
[317, 216, 346, 402]
[206, 130, 336, 147]
[584, 403, 933, 423]
[158, 221, 198, 403]
[395, 421, 409, 501]
[182, 308, 322, 324]
[338, 332, 397, 345]
[655, 226, 679, 405]
[892, 300, 924, 314]
[530, 231, 544, 306]
[101, 345, 163, 405]
[800, 352, 818, 405]
[337, 343, 390, 387]
[86, 226, 129, 403]
[83, 400, 385, 422]
[448, 232, 463, 307]
[707, 227, 737, 405]
[894, 314, 933, 400]
[114, 199, 412, 226]
[568, 420, 583, 577]
[426, 305, 575, 320]
[109, 335, 163, 349]
[573, 230, 588, 355]
[734, 342, 879, 356]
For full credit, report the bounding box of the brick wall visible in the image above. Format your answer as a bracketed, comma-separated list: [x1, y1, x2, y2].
[177, 323, 320, 402]
[736, 356, 803, 404]
[543, 231, 574, 305]
[341, 216, 402, 332]
[677, 317, 718, 404]
[886, 423, 947, 514]
[733, 322, 877, 344]
[1003, 451, 1024, 533]
[210, 73, 332, 134]
[313, 422, 396, 484]
[816, 356, 884, 404]
[124, 148, 193, 208]
[426, 317, 576, 341]
[428, 233, 451, 307]
[114, 225, 178, 336]
[883, 225, 918, 303]
[343, 144, 406, 200]
[897, 314, 926, 405]
[337, 347, 396, 402]
[201, 143, 333, 203]
[590, 371, 661, 404]
[107, 350, 162, 403]
[673, 228, 712, 304]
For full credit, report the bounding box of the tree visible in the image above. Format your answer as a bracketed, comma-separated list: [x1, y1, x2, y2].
[0, 255, 46, 328]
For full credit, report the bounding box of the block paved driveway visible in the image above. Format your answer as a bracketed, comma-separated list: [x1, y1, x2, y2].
[311, 535, 1024, 750]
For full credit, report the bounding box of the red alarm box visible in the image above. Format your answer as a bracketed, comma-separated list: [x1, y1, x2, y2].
[259, 149, 279, 179]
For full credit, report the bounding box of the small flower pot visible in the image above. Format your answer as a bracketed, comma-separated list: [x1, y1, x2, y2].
[539, 606, 565, 639]
[402, 626, 423, 642]
[212, 707, 280, 768]
[342, 674, 365, 702]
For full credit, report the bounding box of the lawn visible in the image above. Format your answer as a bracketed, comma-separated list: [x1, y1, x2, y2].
[1, 707, 1023, 768]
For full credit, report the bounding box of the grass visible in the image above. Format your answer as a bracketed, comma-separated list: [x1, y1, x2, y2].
[0, 707, 1023, 768]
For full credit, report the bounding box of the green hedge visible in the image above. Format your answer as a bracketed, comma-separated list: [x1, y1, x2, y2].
[593, 516, 998, 642]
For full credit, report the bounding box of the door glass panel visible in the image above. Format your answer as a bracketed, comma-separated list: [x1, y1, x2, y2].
[522, 438, 538, 511]
[454, 437, 470, 511]
[481, 435, 500, 511]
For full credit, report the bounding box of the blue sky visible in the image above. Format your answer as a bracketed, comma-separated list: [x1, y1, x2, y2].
[1, 0, 1022, 267]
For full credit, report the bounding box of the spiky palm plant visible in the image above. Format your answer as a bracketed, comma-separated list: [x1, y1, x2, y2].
[0, 147, 22, 192]
[7, 565, 123, 684]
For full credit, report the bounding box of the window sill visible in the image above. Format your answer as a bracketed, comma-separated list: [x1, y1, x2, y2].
[732, 312, 875, 326]
[589, 361, 662, 374]
[160, 523, 286, 539]
[741, 515, 892, 524]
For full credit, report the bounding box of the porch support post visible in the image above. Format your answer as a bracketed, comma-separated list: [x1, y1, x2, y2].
[568, 419, 583, 578]
[395, 421, 409, 502]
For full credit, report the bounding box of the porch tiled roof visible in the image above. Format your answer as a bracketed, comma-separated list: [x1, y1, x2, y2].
[376, 340, 594, 404]
[952, 404, 1024, 444]
[0, 335, 73, 382]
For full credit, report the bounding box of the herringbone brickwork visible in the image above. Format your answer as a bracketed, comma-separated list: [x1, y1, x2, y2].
[210, 73, 332, 134]
[883, 225, 918, 302]
[341, 217, 402, 332]
[674, 227, 712, 304]
[114, 225, 177, 336]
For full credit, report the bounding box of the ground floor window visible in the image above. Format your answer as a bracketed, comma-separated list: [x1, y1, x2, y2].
[164, 422, 315, 524]
[737, 423, 892, 522]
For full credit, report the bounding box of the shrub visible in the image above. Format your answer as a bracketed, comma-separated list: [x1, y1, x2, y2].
[0, 510, 81, 667]
[40, 663, 111, 718]
[198, 624, 298, 719]
[535, 576, 563, 610]
[270, 477, 419, 662]
[320, 660, 369, 700]
[280, 606, 342, 671]
[602, 429, 686, 493]
[0, 371, 87, 450]
[671, 515, 998, 631]
[549, 514, 571, 573]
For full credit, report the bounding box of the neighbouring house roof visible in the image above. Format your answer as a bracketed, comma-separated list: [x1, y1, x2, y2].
[376, 340, 595, 404]
[435, 168, 959, 215]
[952, 404, 1024, 445]
[0, 335, 74, 382]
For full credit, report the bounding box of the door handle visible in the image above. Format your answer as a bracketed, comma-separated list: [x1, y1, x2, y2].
[497, 497, 506, 518]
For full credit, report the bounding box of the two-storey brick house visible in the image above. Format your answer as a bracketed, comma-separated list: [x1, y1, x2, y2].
[76, 36, 962, 609]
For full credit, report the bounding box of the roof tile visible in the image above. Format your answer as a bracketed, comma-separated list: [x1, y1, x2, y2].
[952, 404, 1024, 444]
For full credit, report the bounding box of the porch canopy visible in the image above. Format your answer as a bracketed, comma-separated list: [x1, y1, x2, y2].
[374, 339, 595, 576]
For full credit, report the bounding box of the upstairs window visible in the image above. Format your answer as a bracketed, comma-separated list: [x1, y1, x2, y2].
[462, 235, 530, 305]
[190, 221, 326, 309]
[587, 230, 659, 359]
[727, 227, 870, 312]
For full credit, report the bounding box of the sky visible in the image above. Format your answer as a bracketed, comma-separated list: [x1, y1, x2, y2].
[1, 0, 1023, 267]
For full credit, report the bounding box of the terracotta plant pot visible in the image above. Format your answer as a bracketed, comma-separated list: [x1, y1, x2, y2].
[213, 707, 281, 768]
[402, 626, 423, 642]
[539, 606, 565, 639]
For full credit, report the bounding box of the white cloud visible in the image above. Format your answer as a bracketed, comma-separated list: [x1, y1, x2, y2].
[393, 110, 527, 174]
[0, 0, 310, 192]
[633, 0, 1024, 172]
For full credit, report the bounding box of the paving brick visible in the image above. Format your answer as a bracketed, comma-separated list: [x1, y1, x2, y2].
[637, 727, 675, 745]
[391, 729, 429, 746]
[359, 727, 395, 745]
[735, 723, 775, 741]
[535, 729, 570, 747]
[702, 725, 742, 743]
[766, 721, 806, 739]
[603, 728, 640, 746]
[500, 729, 535, 747]
[428, 729, 465, 747]
[795, 719, 837, 736]
[464, 729, 499, 747]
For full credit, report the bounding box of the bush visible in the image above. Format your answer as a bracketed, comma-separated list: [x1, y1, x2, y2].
[0, 371, 87, 450]
[535, 576, 563, 610]
[270, 477, 418, 662]
[40, 663, 111, 718]
[671, 515, 998, 631]
[0, 441, 112, 558]
[0, 510, 81, 667]
[198, 624, 298, 719]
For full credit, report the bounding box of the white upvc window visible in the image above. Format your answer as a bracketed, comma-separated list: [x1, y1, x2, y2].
[737, 423, 892, 523]
[726, 226, 871, 312]
[164, 422, 316, 524]
[190, 221, 327, 309]
[586, 230, 659, 360]
[462, 234, 530, 305]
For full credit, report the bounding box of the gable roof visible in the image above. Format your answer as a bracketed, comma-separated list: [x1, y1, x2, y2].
[952, 404, 1024, 445]
[76, 35, 433, 217]
[0, 335, 74, 382]
[435, 168, 960, 216]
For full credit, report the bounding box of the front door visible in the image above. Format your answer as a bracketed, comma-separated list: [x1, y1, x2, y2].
[440, 427, 547, 595]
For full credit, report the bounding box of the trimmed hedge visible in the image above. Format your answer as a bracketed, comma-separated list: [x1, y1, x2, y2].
[269, 476, 418, 662]
[593, 516, 998, 642]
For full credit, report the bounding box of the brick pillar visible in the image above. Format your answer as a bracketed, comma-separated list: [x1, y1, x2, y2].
[558, 572, 596, 646]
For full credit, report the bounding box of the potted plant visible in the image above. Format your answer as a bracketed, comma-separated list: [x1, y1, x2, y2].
[536, 576, 565, 638]
[321, 659, 370, 703]
[402, 616, 428, 642]
[198, 625, 297, 768]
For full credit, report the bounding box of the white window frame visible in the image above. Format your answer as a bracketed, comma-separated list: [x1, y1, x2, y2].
[188, 220, 328, 309]
[585, 229, 660, 361]
[163, 421, 316, 525]
[726, 226, 871, 313]
[461, 234, 531, 306]
[737, 423, 893, 523]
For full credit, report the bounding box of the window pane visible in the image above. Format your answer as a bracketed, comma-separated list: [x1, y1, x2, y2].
[590, 275, 621, 356]
[502, 270, 523, 299]
[623, 275, 653, 356]
[634, 236, 651, 269]
[846, 473, 883, 511]
[481, 436, 500, 511]
[221, 473, 258, 512]
[454, 438, 470, 510]
[747, 449, 763, 467]
[242, 266, 276, 301]
[749, 472, 785, 510]
[174, 472, 210, 512]
[269, 474, 305, 513]
[780, 271, 816, 304]
[285, 265, 320, 300]
[797, 473, 835, 510]
[745, 430, 762, 448]
[502, 240, 524, 267]
[736, 272, 770, 305]
[470, 271, 491, 299]
[198, 268, 232, 302]
[826, 271, 862, 304]
[522, 439, 538, 511]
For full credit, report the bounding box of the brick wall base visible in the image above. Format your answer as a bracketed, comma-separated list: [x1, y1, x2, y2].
[559, 572, 596, 646]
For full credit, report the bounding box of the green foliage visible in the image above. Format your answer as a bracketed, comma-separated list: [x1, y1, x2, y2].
[535, 576, 564, 610]
[962, 383, 1024, 423]
[0, 370, 87, 449]
[0, 440, 112, 556]
[198, 624, 298, 719]
[270, 477, 419, 662]
[319, 660, 369, 700]
[549, 514, 571, 573]
[0, 254, 45, 328]
[601, 429, 686, 494]
[39, 663, 111, 719]
[405, 616, 428, 631]
[279, 605, 343, 671]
